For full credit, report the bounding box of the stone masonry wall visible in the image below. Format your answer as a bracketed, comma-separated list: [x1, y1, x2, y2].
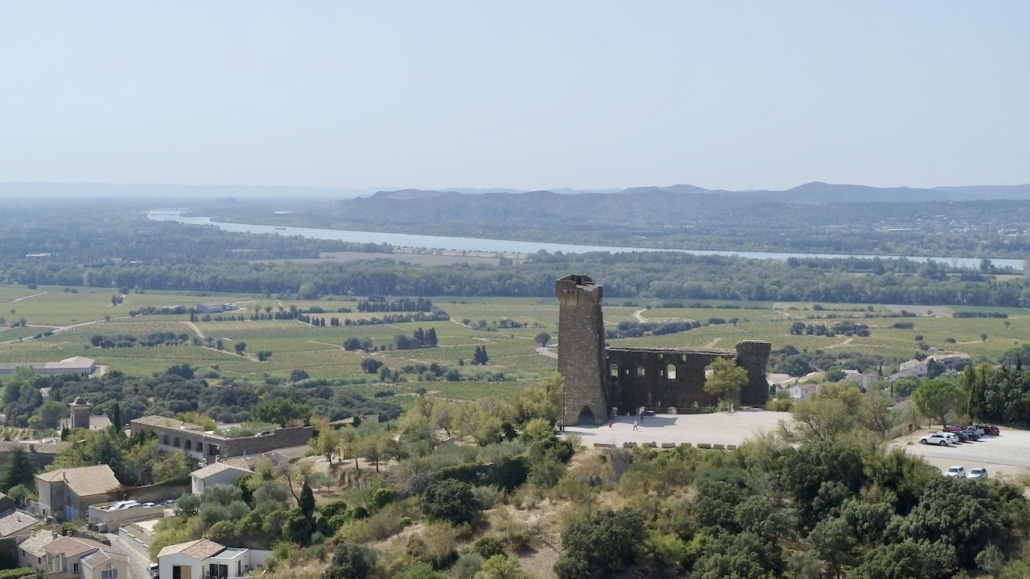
[555, 275, 608, 426]
[555, 274, 771, 423]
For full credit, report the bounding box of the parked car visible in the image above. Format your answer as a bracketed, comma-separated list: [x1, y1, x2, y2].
[942, 424, 966, 433]
[952, 430, 970, 442]
[967, 425, 985, 437]
[936, 432, 959, 445]
[967, 467, 988, 479]
[945, 466, 966, 478]
[148, 562, 159, 578]
[107, 500, 140, 511]
[920, 433, 951, 446]
[142, 502, 156, 508]
[982, 424, 1000, 436]
[959, 429, 980, 441]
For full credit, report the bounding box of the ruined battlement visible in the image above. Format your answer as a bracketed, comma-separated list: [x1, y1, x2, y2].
[556, 275, 770, 425]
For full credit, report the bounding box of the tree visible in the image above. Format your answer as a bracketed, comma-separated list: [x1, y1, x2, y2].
[912, 379, 965, 428]
[250, 397, 311, 427]
[166, 364, 194, 379]
[234, 342, 247, 355]
[323, 543, 377, 579]
[360, 358, 383, 374]
[311, 417, 342, 465]
[290, 369, 310, 382]
[299, 481, 315, 521]
[0, 446, 36, 492]
[824, 366, 847, 383]
[360, 432, 387, 473]
[887, 477, 1014, 569]
[704, 358, 748, 403]
[473, 346, 489, 365]
[535, 332, 551, 347]
[28, 400, 67, 430]
[809, 516, 858, 578]
[555, 509, 645, 578]
[961, 363, 994, 421]
[420, 478, 480, 526]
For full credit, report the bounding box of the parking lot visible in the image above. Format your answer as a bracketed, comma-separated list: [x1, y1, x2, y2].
[564, 410, 1030, 483]
[892, 427, 1030, 481]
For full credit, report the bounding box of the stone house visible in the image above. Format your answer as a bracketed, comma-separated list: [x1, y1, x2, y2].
[130, 416, 313, 465]
[190, 463, 252, 495]
[81, 548, 129, 579]
[35, 465, 121, 522]
[18, 529, 120, 578]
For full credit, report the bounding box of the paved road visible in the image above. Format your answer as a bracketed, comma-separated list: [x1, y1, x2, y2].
[108, 531, 154, 579]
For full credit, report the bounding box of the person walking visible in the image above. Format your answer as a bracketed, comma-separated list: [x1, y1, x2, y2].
[608, 418, 613, 430]
[632, 420, 639, 431]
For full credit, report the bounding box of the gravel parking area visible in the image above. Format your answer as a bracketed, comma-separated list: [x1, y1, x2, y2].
[564, 411, 1030, 484]
[891, 427, 1030, 482]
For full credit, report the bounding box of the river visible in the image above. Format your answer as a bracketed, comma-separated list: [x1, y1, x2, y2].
[148, 210, 1025, 271]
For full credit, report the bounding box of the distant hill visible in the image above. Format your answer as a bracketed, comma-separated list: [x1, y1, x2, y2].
[614, 182, 1030, 203]
[0, 182, 378, 199]
[3, 181, 1029, 202]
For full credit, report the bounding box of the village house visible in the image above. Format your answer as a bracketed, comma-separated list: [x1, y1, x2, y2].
[18, 529, 123, 578]
[158, 538, 271, 579]
[190, 462, 252, 495]
[130, 415, 313, 465]
[35, 465, 121, 522]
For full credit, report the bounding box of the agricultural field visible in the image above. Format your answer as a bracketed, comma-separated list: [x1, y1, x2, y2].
[3, 285, 1029, 402]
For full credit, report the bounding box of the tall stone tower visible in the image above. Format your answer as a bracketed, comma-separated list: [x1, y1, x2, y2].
[555, 274, 608, 426]
[68, 396, 91, 429]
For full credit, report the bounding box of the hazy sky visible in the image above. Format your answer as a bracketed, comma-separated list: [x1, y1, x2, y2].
[2, 2, 1027, 191]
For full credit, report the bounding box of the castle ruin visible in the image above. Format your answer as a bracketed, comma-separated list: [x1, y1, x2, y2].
[556, 274, 771, 426]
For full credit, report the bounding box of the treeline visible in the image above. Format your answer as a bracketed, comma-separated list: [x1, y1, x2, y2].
[6, 251, 1029, 307]
[0, 202, 393, 265]
[965, 363, 1030, 428]
[606, 320, 702, 339]
[2, 365, 404, 429]
[357, 297, 433, 312]
[953, 311, 1008, 319]
[394, 327, 438, 350]
[89, 332, 191, 349]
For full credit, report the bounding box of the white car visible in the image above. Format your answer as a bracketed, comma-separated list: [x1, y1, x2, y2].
[968, 467, 988, 479]
[936, 432, 959, 445]
[945, 466, 966, 478]
[919, 433, 951, 446]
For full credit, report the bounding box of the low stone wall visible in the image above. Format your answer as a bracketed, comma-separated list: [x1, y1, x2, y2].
[612, 441, 738, 451]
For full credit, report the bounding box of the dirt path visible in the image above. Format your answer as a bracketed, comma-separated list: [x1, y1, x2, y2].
[185, 320, 206, 339]
[702, 338, 722, 348]
[826, 337, 855, 349]
[634, 308, 647, 322]
[1, 291, 48, 305]
[536, 346, 558, 359]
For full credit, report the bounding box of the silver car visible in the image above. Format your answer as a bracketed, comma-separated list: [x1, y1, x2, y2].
[967, 467, 988, 479]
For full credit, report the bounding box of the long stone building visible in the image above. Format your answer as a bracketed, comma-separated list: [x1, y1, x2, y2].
[556, 274, 770, 426]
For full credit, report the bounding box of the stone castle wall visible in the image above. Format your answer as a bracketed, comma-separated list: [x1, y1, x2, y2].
[556, 274, 771, 425]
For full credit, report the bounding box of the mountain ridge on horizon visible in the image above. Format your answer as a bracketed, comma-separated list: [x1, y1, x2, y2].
[2, 181, 1030, 202]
